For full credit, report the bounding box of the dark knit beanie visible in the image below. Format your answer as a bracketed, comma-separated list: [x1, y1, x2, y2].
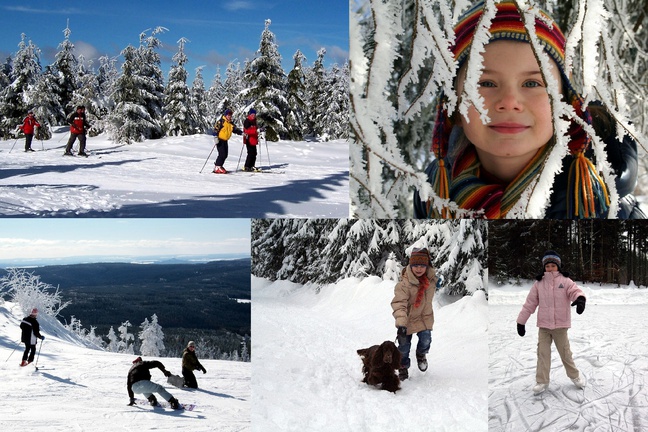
[542, 250, 562, 269]
[409, 248, 430, 267]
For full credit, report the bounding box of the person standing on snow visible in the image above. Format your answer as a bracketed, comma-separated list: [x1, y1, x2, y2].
[127, 356, 182, 409]
[64, 105, 92, 157]
[516, 250, 587, 395]
[182, 341, 207, 388]
[391, 248, 438, 381]
[20, 111, 41, 152]
[212, 109, 242, 174]
[20, 308, 44, 366]
[242, 108, 261, 172]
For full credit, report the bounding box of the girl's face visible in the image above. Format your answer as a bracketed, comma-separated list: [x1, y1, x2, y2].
[544, 263, 558, 272]
[411, 265, 427, 277]
[456, 40, 562, 182]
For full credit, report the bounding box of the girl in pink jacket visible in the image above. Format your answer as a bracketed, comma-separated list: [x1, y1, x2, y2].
[516, 250, 587, 395]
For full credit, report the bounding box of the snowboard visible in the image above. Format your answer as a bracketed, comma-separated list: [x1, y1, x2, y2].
[133, 398, 196, 411]
[167, 373, 185, 388]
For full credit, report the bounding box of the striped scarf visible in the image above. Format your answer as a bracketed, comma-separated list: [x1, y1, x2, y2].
[426, 144, 551, 218]
[414, 276, 430, 308]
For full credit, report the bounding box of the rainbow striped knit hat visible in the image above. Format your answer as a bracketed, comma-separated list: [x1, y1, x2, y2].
[430, 1, 609, 218]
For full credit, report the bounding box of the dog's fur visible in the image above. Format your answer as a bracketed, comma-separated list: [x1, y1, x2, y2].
[357, 340, 401, 393]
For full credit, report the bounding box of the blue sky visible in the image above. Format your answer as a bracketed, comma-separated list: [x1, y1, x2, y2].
[0, 1, 349, 83]
[0, 219, 251, 260]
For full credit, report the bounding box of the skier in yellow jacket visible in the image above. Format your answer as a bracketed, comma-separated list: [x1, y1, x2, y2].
[212, 109, 242, 174]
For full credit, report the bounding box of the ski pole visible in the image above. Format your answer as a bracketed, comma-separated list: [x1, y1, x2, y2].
[9, 138, 19, 153]
[264, 135, 271, 168]
[34, 338, 44, 369]
[4, 344, 19, 362]
[200, 137, 218, 173]
[235, 142, 245, 172]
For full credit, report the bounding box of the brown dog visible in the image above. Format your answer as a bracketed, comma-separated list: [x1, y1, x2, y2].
[357, 340, 401, 392]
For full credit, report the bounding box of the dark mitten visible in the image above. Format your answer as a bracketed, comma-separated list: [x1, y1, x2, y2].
[202, 368, 207, 374]
[397, 326, 407, 337]
[163, 370, 171, 377]
[517, 323, 525, 337]
[571, 296, 586, 314]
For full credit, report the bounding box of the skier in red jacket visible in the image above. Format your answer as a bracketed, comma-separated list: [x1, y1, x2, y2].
[20, 111, 41, 152]
[64, 105, 92, 157]
[242, 108, 261, 172]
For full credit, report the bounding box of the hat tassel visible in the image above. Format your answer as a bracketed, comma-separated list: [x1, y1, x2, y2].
[567, 152, 610, 218]
[430, 159, 450, 218]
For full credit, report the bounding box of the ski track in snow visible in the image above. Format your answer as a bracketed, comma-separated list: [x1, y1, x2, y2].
[0, 132, 350, 218]
[251, 276, 489, 432]
[489, 286, 648, 432]
[0, 303, 250, 432]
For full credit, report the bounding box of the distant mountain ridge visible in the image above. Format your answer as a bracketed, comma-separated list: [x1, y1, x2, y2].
[0, 253, 249, 268]
[0, 259, 251, 335]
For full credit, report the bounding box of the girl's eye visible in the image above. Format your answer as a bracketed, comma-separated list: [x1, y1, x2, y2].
[478, 81, 496, 88]
[523, 81, 543, 88]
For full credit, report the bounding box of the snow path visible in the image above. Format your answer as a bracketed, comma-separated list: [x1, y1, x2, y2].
[0, 132, 349, 217]
[252, 276, 488, 432]
[489, 285, 648, 432]
[0, 303, 250, 431]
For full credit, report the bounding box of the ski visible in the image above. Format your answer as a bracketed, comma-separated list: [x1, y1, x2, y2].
[133, 398, 196, 411]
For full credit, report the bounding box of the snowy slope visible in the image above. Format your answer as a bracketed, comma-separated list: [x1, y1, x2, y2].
[0, 301, 250, 432]
[489, 281, 648, 432]
[0, 131, 349, 217]
[251, 276, 489, 432]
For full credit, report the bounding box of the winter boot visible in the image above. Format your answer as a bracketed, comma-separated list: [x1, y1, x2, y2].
[533, 382, 548, 395]
[78, 151, 88, 157]
[63, 151, 74, 156]
[572, 374, 586, 389]
[398, 367, 409, 381]
[168, 397, 181, 410]
[416, 353, 428, 372]
[147, 395, 159, 407]
[213, 166, 227, 174]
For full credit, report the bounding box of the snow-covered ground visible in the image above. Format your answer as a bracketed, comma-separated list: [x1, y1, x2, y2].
[0, 130, 349, 217]
[0, 301, 250, 431]
[489, 280, 648, 432]
[251, 276, 488, 432]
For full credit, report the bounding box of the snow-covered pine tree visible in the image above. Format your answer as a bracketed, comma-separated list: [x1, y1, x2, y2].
[25, 66, 62, 140]
[240, 19, 288, 141]
[285, 50, 308, 140]
[109, 45, 159, 143]
[117, 320, 135, 354]
[70, 59, 101, 136]
[52, 24, 80, 122]
[319, 62, 350, 140]
[206, 68, 225, 125]
[304, 48, 328, 139]
[163, 37, 200, 136]
[135, 27, 166, 139]
[0, 34, 42, 137]
[105, 326, 119, 352]
[222, 62, 244, 117]
[436, 220, 487, 295]
[139, 314, 165, 356]
[191, 66, 210, 132]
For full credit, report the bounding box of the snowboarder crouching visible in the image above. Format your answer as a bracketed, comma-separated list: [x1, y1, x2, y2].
[212, 108, 242, 174]
[182, 341, 207, 388]
[391, 248, 438, 380]
[20, 307, 45, 366]
[127, 356, 181, 409]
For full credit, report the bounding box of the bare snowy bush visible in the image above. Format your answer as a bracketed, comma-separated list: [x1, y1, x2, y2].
[0, 268, 70, 317]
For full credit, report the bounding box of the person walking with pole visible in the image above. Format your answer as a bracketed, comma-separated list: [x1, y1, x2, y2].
[212, 109, 242, 174]
[242, 109, 261, 172]
[19, 308, 45, 367]
[64, 105, 91, 157]
[20, 111, 41, 152]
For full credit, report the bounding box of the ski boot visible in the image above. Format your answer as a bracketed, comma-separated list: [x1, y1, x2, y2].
[168, 397, 181, 410]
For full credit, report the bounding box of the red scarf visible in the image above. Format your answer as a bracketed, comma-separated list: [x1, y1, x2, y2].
[414, 276, 430, 308]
